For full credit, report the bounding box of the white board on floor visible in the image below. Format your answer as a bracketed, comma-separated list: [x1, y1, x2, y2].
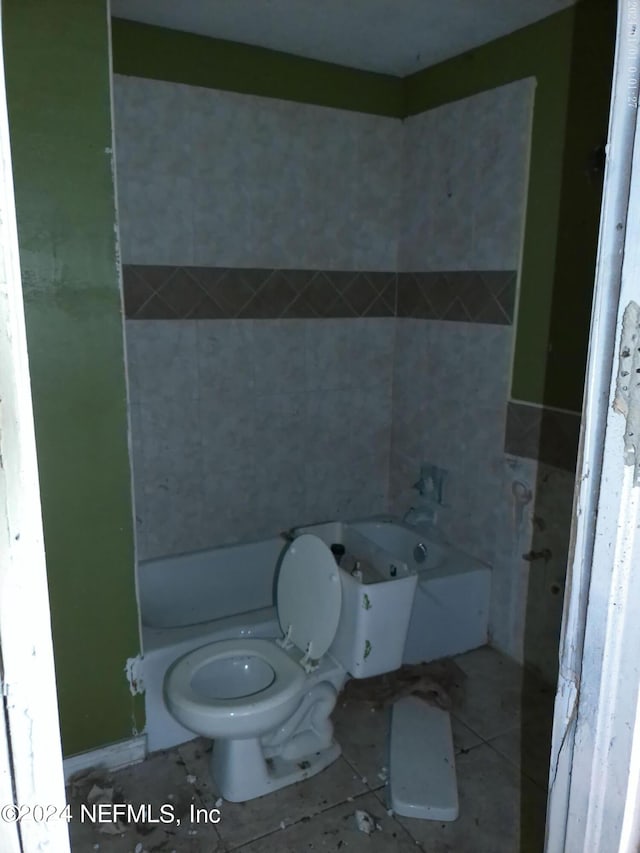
[389, 696, 459, 821]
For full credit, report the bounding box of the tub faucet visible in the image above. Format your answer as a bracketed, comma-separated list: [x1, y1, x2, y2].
[414, 463, 446, 504]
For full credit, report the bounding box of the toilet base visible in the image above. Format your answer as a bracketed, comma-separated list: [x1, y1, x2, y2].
[210, 735, 341, 802]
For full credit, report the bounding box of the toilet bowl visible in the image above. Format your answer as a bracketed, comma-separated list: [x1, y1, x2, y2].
[164, 638, 306, 739]
[164, 532, 417, 802]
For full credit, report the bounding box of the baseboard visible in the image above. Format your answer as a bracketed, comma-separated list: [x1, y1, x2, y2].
[63, 735, 147, 783]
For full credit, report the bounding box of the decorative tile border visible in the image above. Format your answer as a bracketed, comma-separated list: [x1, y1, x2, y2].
[397, 271, 517, 324]
[122, 266, 518, 322]
[505, 401, 581, 471]
[122, 266, 396, 320]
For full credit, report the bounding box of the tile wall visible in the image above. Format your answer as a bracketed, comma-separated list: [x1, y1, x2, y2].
[399, 79, 535, 272]
[127, 318, 394, 560]
[114, 77, 401, 270]
[490, 456, 576, 679]
[389, 319, 514, 565]
[115, 76, 403, 560]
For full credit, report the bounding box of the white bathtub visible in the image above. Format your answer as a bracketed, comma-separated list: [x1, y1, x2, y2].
[349, 519, 492, 663]
[139, 537, 285, 751]
[139, 536, 284, 632]
[138, 520, 491, 752]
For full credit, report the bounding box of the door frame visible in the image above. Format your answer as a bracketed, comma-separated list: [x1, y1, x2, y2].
[546, 2, 640, 850]
[0, 3, 70, 850]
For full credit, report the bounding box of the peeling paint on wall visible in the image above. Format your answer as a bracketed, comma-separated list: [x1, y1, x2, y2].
[613, 301, 640, 484]
[125, 656, 144, 696]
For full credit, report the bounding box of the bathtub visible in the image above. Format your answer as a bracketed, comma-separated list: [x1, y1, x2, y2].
[139, 537, 285, 751]
[138, 520, 491, 752]
[349, 519, 492, 663]
[138, 536, 284, 634]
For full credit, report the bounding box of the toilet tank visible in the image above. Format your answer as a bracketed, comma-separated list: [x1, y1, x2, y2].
[293, 522, 418, 678]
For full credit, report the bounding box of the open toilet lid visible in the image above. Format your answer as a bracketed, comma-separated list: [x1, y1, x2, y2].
[277, 534, 342, 661]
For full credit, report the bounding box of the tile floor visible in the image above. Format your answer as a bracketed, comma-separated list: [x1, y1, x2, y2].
[67, 647, 555, 853]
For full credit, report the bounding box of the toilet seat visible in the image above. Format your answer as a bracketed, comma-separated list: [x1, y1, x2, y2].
[165, 638, 306, 739]
[277, 534, 342, 669]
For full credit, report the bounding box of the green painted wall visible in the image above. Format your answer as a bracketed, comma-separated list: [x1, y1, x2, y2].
[111, 18, 405, 118]
[3, 0, 143, 755]
[542, 1, 617, 411]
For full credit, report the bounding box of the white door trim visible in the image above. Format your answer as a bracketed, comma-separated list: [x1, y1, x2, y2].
[546, 2, 640, 850]
[0, 685, 21, 853]
[0, 3, 70, 850]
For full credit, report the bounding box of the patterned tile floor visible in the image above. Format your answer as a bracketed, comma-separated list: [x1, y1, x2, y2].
[67, 647, 554, 853]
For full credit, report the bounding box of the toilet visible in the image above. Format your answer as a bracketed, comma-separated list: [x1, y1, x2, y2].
[164, 533, 417, 802]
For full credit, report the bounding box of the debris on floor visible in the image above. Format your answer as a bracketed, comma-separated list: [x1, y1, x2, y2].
[340, 657, 466, 711]
[137, 826, 170, 850]
[67, 769, 127, 835]
[354, 809, 378, 834]
[87, 784, 113, 805]
[68, 767, 115, 800]
[63, 648, 548, 852]
[87, 781, 126, 836]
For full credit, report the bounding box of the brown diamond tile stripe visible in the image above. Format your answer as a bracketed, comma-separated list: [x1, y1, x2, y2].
[122, 266, 396, 320]
[123, 266, 517, 323]
[505, 401, 581, 471]
[397, 271, 516, 324]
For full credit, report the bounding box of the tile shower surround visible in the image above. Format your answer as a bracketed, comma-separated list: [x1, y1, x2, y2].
[118, 76, 572, 679]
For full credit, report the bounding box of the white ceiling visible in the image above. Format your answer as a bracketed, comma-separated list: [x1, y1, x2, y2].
[111, 0, 577, 76]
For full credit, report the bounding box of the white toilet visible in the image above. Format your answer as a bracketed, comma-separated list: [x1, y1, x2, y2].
[164, 533, 417, 802]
